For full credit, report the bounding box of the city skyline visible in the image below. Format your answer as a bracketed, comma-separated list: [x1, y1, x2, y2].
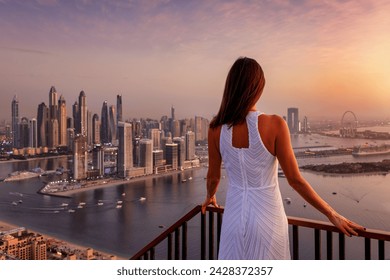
[1, 1, 390, 121]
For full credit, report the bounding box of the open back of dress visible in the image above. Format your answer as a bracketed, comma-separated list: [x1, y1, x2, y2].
[218, 111, 290, 260]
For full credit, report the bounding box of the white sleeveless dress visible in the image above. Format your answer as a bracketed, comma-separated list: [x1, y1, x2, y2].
[218, 111, 290, 260]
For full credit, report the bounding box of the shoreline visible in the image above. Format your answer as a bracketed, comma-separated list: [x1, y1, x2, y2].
[39, 166, 203, 197]
[0, 219, 124, 260]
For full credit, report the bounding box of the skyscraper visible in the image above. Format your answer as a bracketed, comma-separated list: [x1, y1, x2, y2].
[165, 143, 178, 170]
[57, 95, 67, 146]
[287, 108, 299, 134]
[87, 110, 92, 146]
[173, 137, 185, 169]
[92, 114, 101, 144]
[149, 128, 161, 150]
[100, 101, 110, 144]
[37, 102, 48, 148]
[195, 116, 202, 142]
[73, 134, 87, 180]
[11, 95, 19, 148]
[78, 91, 87, 136]
[117, 94, 122, 123]
[73, 101, 80, 134]
[140, 139, 153, 175]
[48, 119, 59, 148]
[19, 117, 29, 148]
[109, 105, 117, 144]
[48, 86, 58, 121]
[185, 131, 195, 160]
[117, 122, 133, 178]
[29, 118, 38, 148]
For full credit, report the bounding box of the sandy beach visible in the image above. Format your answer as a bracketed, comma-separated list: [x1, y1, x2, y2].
[0, 219, 123, 260]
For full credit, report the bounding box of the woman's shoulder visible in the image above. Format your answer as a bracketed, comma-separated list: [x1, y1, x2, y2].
[258, 113, 286, 127]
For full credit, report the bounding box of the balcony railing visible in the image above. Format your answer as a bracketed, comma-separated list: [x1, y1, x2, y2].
[130, 205, 390, 260]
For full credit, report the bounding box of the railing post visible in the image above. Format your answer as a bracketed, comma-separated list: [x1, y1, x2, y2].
[217, 212, 222, 257]
[150, 248, 155, 260]
[315, 229, 321, 260]
[365, 238, 371, 260]
[201, 212, 206, 260]
[175, 228, 180, 260]
[326, 231, 333, 260]
[209, 211, 214, 260]
[182, 222, 187, 260]
[339, 233, 345, 260]
[292, 225, 299, 260]
[167, 233, 173, 260]
[378, 240, 385, 260]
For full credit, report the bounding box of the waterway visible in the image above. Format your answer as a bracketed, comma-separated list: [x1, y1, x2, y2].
[1, 132, 390, 259]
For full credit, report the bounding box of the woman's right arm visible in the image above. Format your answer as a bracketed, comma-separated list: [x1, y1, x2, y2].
[274, 116, 365, 236]
[201, 126, 222, 214]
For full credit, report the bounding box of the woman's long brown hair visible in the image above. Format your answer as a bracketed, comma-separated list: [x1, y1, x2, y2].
[210, 57, 265, 129]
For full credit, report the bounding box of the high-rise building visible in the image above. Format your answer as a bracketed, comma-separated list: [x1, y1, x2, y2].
[195, 116, 202, 142]
[171, 106, 175, 121]
[48, 86, 58, 121]
[37, 102, 48, 148]
[185, 131, 195, 160]
[172, 120, 181, 137]
[87, 110, 92, 146]
[149, 128, 161, 150]
[117, 122, 133, 178]
[67, 128, 75, 152]
[29, 118, 38, 148]
[173, 137, 185, 169]
[152, 150, 164, 170]
[18, 117, 29, 148]
[48, 119, 59, 148]
[73, 134, 87, 180]
[109, 105, 117, 144]
[57, 95, 67, 146]
[92, 144, 104, 177]
[139, 139, 153, 175]
[165, 143, 178, 170]
[78, 91, 87, 136]
[72, 101, 80, 134]
[11, 95, 19, 148]
[287, 108, 299, 134]
[92, 114, 100, 144]
[117, 94, 123, 123]
[100, 101, 110, 144]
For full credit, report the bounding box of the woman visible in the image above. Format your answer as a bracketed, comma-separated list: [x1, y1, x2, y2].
[201, 57, 365, 260]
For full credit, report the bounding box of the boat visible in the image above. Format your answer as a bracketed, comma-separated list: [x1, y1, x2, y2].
[97, 200, 104, 206]
[278, 169, 286, 178]
[78, 202, 86, 206]
[181, 179, 187, 182]
[4, 171, 40, 182]
[68, 209, 75, 213]
[188, 177, 192, 180]
[12, 201, 18, 206]
[352, 144, 390, 157]
[116, 204, 122, 209]
[139, 197, 146, 201]
[61, 203, 69, 207]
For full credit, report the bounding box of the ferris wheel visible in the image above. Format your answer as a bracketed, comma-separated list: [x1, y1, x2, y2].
[340, 111, 358, 137]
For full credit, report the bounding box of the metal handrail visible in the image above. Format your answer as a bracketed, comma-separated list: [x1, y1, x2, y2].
[130, 205, 390, 260]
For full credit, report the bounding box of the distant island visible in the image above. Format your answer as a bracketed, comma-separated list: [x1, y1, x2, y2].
[301, 160, 390, 175]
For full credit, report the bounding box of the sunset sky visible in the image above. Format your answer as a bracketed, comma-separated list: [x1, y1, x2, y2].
[1, 0, 390, 122]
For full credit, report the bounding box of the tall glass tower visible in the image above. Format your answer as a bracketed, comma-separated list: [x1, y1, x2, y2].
[11, 95, 19, 148]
